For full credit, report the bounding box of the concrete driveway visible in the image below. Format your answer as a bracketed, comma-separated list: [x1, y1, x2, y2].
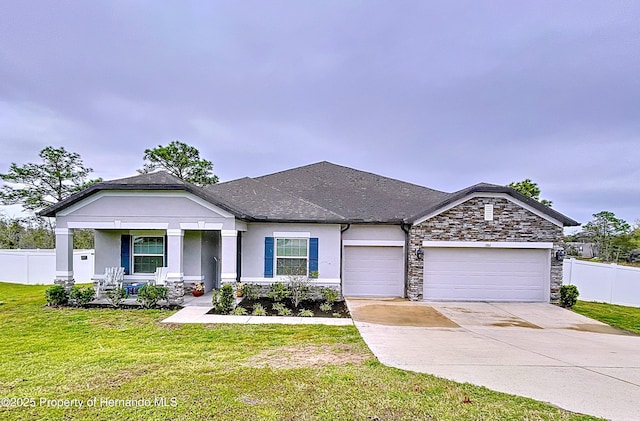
[347, 299, 640, 421]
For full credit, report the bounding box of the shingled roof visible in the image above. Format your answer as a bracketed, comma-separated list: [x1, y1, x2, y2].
[39, 161, 579, 226]
[247, 161, 451, 223]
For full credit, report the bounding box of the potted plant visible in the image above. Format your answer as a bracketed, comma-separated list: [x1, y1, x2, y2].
[192, 282, 205, 297]
[236, 282, 244, 297]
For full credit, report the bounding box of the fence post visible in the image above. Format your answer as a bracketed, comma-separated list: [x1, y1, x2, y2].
[565, 258, 574, 285]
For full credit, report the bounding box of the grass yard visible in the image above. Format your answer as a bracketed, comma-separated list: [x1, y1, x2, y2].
[573, 301, 640, 335]
[0, 283, 601, 421]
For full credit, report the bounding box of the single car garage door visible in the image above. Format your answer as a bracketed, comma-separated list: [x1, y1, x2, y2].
[343, 246, 404, 297]
[423, 247, 549, 301]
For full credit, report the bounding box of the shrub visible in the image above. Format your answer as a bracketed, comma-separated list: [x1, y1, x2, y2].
[332, 312, 342, 318]
[212, 284, 235, 314]
[45, 285, 68, 306]
[298, 309, 314, 317]
[272, 302, 292, 316]
[252, 303, 266, 316]
[106, 287, 128, 308]
[136, 284, 168, 309]
[319, 302, 332, 312]
[321, 287, 340, 304]
[267, 282, 291, 302]
[69, 286, 95, 307]
[230, 306, 248, 315]
[288, 276, 310, 308]
[242, 283, 262, 301]
[560, 285, 580, 308]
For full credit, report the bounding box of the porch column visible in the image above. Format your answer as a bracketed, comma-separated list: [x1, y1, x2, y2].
[220, 230, 237, 285]
[54, 228, 75, 291]
[166, 229, 184, 304]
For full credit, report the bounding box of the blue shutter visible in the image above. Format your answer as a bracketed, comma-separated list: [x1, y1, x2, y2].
[164, 235, 168, 268]
[121, 235, 131, 275]
[264, 237, 274, 278]
[309, 237, 319, 274]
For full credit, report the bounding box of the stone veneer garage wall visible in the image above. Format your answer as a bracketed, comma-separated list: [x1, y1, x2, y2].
[408, 197, 564, 302]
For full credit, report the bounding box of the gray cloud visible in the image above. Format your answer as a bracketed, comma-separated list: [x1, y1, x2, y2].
[0, 0, 638, 227]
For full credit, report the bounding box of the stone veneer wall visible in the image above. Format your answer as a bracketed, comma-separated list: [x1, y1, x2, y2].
[408, 197, 564, 302]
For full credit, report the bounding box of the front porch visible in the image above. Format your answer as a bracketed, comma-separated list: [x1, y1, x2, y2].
[55, 226, 243, 305]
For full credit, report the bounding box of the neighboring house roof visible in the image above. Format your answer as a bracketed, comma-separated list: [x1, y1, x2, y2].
[39, 161, 580, 226]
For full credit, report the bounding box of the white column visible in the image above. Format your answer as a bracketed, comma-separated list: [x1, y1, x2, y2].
[220, 230, 237, 285]
[166, 229, 184, 281]
[165, 229, 184, 304]
[55, 228, 74, 290]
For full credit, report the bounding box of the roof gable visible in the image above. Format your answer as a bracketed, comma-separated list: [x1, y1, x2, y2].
[408, 183, 579, 226]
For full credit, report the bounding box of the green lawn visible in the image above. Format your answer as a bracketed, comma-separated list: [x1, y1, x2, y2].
[0, 283, 601, 421]
[573, 301, 640, 335]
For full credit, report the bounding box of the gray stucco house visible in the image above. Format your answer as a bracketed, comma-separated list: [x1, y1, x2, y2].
[41, 161, 579, 303]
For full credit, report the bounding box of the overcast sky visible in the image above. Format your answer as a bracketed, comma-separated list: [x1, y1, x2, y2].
[0, 1, 638, 229]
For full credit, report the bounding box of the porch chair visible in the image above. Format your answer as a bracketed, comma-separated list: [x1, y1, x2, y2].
[97, 266, 125, 297]
[152, 266, 169, 286]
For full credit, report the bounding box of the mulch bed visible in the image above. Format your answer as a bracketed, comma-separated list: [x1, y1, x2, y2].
[208, 297, 350, 318]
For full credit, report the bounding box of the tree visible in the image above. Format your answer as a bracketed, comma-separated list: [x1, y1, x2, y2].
[582, 211, 631, 261]
[0, 146, 101, 212]
[138, 140, 218, 186]
[507, 179, 552, 207]
[0, 216, 25, 248]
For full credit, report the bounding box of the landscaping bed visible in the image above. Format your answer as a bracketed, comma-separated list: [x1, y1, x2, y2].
[208, 297, 350, 318]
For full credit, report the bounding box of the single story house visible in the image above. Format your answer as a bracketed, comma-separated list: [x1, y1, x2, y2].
[40, 161, 579, 303]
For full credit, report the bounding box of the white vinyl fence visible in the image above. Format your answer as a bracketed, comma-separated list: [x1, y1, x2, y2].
[0, 249, 95, 285]
[563, 258, 640, 307]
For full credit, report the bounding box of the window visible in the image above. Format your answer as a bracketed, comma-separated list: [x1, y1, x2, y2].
[132, 236, 164, 273]
[275, 238, 308, 276]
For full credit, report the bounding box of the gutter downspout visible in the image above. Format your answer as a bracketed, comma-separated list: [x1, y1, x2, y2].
[339, 224, 351, 298]
[401, 222, 411, 299]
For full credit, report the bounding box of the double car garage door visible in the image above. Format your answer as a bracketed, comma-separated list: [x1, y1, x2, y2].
[342, 244, 549, 301]
[423, 248, 549, 302]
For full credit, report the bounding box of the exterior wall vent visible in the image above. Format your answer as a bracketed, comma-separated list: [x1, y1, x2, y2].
[484, 204, 494, 221]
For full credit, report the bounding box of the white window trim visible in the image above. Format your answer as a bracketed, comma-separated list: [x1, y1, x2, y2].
[275, 237, 310, 276]
[132, 235, 165, 274]
[273, 231, 311, 238]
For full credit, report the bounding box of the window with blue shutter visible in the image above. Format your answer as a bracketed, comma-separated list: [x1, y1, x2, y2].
[120, 235, 131, 275]
[264, 237, 274, 278]
[309, 237, 319, 274]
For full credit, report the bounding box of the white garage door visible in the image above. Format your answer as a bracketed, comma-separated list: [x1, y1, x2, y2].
[423, 248, 549, 301]
[343, 246, 404, 297]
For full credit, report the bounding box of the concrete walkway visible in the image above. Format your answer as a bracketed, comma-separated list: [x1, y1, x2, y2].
[348, 299, 640, 421]
[162, 294, 353, 326]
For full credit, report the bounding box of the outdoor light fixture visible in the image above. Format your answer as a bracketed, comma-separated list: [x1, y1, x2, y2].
[555, 250, 565, 261]
[417, 249, 424, 260]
